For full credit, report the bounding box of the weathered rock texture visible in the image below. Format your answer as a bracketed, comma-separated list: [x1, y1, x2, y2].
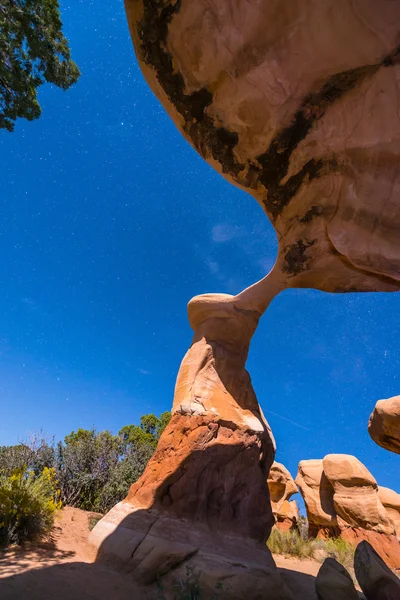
[90, 289, 293, 599]
[369, 396, 400, 455]
[267, 462, 299, 531]
[90, 0, 400, 595]
[296, 454, 400, 568]
[378, 487, 400, 540]
[354, 540, 400, 600]
[315, 558, 358, 600]
[322, 454, 394, 534]
[295, 459, 338, 539]
[125, 0, 400, 296]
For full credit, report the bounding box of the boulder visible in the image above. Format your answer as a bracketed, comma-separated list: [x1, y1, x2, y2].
[125, 0, 400, 296]
[354, 540, 400, 600]
[378, 487, 400, 539]
[369, 396, 400, 455]
[323, 454, 400, 569]
[315, 558, 358, 600]
[322, 454, 394, 535]
[90, 291, 293, 599]
[268, 462, 299, 531]
[295, 459, 338, 538]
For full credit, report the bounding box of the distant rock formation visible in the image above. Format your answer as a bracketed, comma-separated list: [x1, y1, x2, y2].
[322, 454, 394, 534]
[296, 454, 400, 568]
[369, 396, 400, 454]
[267, 462, 299, 531]
[295, 459, 338, 538]
[90, 284, 294, 599]
[378, 486, 400, 540]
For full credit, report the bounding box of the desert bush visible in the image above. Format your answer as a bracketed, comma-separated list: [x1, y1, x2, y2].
[322, 537, 355, 570]
[0, 412, 172, 517]
[267, 528, 317, 559]
[267, 528, 355, 569]
[0, 467, 61, 548]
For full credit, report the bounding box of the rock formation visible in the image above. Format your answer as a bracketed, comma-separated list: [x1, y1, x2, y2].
[89, 1, 400, 595]
[295, 459, 338, 538]
[354, 540, 400, 600]
[125, 0, 400, 296]
[90, 285, 293, 599]
[267, 462, 299, 531]
[378, 487, 400, 540]
[296, 454, 400, 568]
[369, 396, 400, 454]
[322, 454, 394, 534]
[315, 558, 358, 600]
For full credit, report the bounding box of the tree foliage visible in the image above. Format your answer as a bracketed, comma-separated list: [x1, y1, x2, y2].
[0, 0, 80, 131]
[0, 412, 171, 514]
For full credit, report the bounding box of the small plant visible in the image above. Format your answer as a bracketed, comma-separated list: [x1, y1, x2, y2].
[322, 537, 355, 570]
[0, 467, 61, 548]
[88, 514, 103, 531]
[267, 528, 355, 571]
[267, 528, 317, 559]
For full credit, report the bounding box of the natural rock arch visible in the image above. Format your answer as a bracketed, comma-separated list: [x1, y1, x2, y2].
[90, 2, 400, 598]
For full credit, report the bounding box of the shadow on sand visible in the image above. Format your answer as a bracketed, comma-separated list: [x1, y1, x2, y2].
[0, 550, 321, 600]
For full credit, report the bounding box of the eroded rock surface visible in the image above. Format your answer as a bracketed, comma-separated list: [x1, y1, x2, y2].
[315, 558, 358, 600]
[354, 540, 400, 600]
[268, 462, 299, 531]
[322, 454, 394, 535]
[379, 487, 400, 540]
[295, 459, 338, 538]
[369, 396, 400, 455]
[125, 0, 400, 296]
[90, 290, 292, 599]
[296, 454, 400, 568]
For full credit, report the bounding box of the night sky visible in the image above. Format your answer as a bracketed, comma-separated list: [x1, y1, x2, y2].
[1, 0, 399, 501]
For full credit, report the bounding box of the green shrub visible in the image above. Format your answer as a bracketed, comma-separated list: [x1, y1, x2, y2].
[267, 528, 355, 570]
[322, 537, 355, 570]
[267, 528, 317, 558]
[0, 467, 61, 548]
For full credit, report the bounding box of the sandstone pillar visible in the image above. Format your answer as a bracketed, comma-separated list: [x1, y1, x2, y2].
[89, 273, 293, 599]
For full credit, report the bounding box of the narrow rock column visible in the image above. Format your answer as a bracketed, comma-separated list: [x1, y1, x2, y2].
[89, 272, 293, 599]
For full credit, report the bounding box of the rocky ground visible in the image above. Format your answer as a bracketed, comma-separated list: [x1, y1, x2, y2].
[0, 507, 362, 600]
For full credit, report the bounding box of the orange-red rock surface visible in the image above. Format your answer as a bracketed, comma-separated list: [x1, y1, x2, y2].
[90, 1, 400, 596]
[90, 292, 293, 599]
[369, 396, 400, 455]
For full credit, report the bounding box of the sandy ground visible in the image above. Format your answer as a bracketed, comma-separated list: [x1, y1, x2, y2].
[0, 508, 361, 600]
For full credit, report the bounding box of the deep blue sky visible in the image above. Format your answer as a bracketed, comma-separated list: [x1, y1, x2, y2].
[1, 0, 399, 501]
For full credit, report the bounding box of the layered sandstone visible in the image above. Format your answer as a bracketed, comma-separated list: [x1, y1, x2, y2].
[296, 454, 400, 568]
[322, 454, 394, 535]
[378, 487, 400, 539]
[90, 287, 293, 599]
[295, 459, 338, 538]
[369, 396, 400, 454]
[267, 462, 299, 531]
[125, 0, 400, 296]
[90, 1, 400, 596]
